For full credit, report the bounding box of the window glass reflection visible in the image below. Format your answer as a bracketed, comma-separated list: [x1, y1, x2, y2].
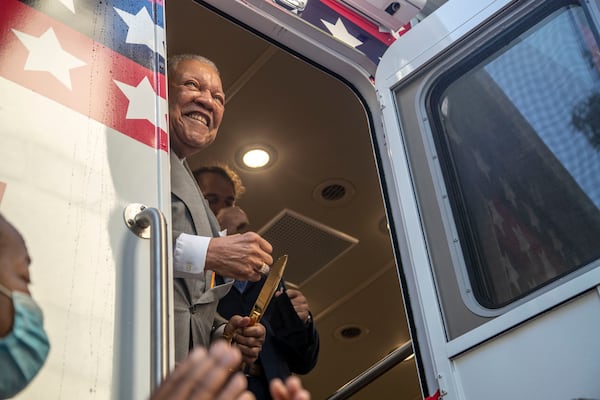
[431, 3, 600, 307]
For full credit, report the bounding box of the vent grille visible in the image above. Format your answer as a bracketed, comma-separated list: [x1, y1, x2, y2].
[313, 179, 356, 206]
[258, 209, 358, 286]
[321, 184, 346, 201]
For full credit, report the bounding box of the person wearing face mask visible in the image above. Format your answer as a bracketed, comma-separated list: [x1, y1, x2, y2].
[0, 214, 50, 399]
[0, 213, 308, 400]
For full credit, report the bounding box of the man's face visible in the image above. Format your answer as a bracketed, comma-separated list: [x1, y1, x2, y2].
[196, 172, 236, 215]
[168, 59, 225, 159]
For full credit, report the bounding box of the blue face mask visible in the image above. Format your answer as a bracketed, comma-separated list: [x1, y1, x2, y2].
[0, 283, 50, 399]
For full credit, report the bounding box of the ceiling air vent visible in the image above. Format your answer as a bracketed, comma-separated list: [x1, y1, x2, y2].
[257, 209, 358, 286]
[321, 184, 346, 201]
[313, 179, 356, 206]
[334, 324, 369, 341]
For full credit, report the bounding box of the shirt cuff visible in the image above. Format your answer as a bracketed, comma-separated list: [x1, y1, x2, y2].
[173, 233, 210, 278]
[211, 322, 227, 342]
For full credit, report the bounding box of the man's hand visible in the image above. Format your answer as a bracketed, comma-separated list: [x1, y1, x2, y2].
[283, 288, 310, 324]
[269, 376, 311, 400]
[223, 315, 266, 365]
[150, 341, 254, 400]
[206, 232, 273, 281]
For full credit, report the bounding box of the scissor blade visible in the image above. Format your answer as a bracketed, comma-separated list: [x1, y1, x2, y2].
[249, 254, 288, 323]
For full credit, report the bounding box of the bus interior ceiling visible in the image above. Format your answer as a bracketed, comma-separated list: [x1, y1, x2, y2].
[165, 1, 429, 399]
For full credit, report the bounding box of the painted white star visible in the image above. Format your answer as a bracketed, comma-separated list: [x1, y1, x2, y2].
[548, 230, 564, 258]
[538, 250, 557, 280]
[524, 204, 540, 232]
[114, 77, 168, 131]
[473, 150, 490, 181]
[114, 6, 166, 58]
[511, 225, 530, 254]
[500, 177, 517, 208]
[487, 200, 504, 235]
[500, 253, 520, 292]
[12, 28, 86, 90]
[321, 18, 363, 48]
[57, 0, 76, 13]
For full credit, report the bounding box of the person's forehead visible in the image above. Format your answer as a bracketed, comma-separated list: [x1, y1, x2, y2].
[200, 172, 234, 193]
[0, 218, 27, 253]
[176, 60, 220, 81]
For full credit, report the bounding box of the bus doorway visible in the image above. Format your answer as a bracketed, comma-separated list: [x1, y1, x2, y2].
[165, 1, 421, 399]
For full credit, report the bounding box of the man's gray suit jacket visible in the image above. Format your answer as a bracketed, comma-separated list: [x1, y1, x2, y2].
[170, 151, 233, 362]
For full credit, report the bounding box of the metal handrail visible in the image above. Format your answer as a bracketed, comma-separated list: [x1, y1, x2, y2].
[127, 205, 170, 392]
[327, 340, 414, 400]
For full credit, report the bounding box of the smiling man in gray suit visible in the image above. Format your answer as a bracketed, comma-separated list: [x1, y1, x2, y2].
[167, 54, 273, 364]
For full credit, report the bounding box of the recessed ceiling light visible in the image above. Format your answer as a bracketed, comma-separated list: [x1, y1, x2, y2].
[241, 147, 271, 169]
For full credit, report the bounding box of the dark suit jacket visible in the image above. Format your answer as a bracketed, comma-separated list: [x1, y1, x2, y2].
[217, 278, 319, 398]
[170, 151, 232, 362]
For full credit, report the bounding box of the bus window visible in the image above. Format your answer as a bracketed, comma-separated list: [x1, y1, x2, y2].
[428, 0, 600, 308]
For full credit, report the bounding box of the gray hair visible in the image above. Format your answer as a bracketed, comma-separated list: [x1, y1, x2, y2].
[167, 54, 220, 76]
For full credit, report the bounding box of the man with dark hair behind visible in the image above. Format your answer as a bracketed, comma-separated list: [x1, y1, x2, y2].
[195, 165, 320, 400]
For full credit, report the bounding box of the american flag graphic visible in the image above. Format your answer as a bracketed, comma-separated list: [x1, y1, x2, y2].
[300, 0, 408, 64]
[1, 0, 168, 152]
